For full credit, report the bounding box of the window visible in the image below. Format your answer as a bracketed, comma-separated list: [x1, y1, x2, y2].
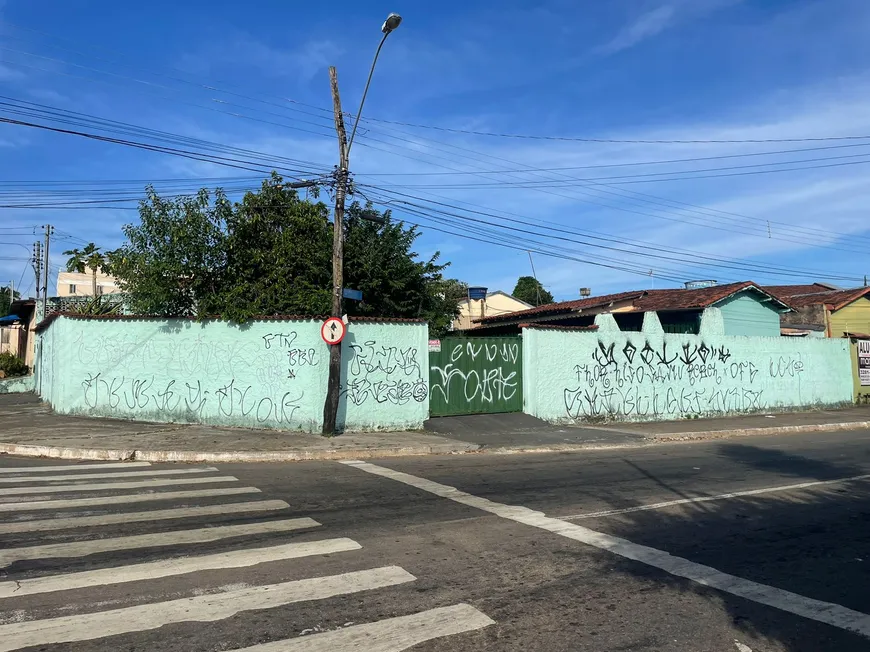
[613, 312, 644, 332]
[69, 284, 77, 294]
[1, 328, 9, 344]
[658, 310, 701, 335]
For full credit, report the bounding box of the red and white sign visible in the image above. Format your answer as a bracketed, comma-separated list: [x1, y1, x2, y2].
[321, 317, 346, 345]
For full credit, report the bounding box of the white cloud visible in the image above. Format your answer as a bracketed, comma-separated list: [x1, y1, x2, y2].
[597, 0, 741, 55]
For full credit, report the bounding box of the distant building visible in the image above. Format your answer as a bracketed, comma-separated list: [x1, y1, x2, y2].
[0, 299, 37, 368]
[56, 269, 121, 297]
[452, 290, 533, 331]
[764, 284, 870, 338]
[467, 281, 792, 336]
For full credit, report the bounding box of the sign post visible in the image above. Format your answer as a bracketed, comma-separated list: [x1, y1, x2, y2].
[858, 339, 870, 387]
[321, 317, 347, 346]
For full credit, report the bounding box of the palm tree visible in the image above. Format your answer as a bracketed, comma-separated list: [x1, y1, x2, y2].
[63, 243, 105, 296]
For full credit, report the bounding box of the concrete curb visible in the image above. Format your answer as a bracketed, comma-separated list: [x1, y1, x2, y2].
[649, 420, 870, 442]
[1, 420, 868, 463]
[0, 441, 480, 463]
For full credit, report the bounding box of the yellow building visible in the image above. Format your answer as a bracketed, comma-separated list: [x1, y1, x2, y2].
[56, 269, 122, 297]
[764, 285, 870, 338]
[452, 290, 533, 331]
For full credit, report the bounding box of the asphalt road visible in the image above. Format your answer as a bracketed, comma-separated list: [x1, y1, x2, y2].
[1, 429, 870, 651]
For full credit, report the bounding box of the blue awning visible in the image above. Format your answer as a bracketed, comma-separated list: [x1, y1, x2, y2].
[0, 314, 21, 325]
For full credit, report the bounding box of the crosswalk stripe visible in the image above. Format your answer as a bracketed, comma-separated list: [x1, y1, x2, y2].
[0, 518, 321, 568]
[0, 475, 239, 497]
[0, 538, 361, 598]
[0, 566, 415, 651]
[0, 499, 290, 534]
[235, 603, 495, 651]
[0, 462, 151, 474]
[0, 467, 220, 484]
[0, 486, 261, 512]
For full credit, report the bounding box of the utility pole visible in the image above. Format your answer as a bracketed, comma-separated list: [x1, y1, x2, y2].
[321, 13, 402, 436]
[31, 241, 42, 304]
[41, 224, 53, 320]
[322, 66, 350, 436]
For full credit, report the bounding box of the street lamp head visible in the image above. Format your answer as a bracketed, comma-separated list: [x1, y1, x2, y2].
[381, 13, 402, 34]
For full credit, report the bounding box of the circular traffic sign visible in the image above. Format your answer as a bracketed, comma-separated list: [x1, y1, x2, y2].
[321, 317, 346, 345]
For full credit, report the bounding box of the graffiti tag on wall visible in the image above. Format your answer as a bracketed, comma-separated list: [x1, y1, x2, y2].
[342, 340, 428, 406]
[79, 331, 309, 425]
[564, 339, 804, 420]
[430, 341, 520, 405]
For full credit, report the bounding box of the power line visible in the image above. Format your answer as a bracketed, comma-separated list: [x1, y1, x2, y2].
[371, 154, 870, 188]
[0, 114, 328, 178]
[349, 136, 870, 250]
[5, 34, 863, 250]
[0, 96, 328, 174]
[360, 186, 865, 284]
[354, 115, 870, 145]
[357, 141, 870, 175]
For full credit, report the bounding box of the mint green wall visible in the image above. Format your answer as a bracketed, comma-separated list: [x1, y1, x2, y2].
[523, 311, 853, 423]
[716, 293, 782, 337]
[35, 316, 428, 432]
[0, 374, 34, 394]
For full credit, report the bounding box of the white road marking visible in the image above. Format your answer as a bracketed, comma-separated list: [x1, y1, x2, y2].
[0, 475, 238, 496]
[342, 460, 870, 639]
[0, 538, 360, 598]
[0, 499, 290, 534]
[0, 486, 260, 512]
[0, 467, 219, 484]
[734, 641, 753, 652]
[0, 518, 320, 568]
[560, 474, 870, 520]
[0, 462, 151, 473]
[0, 566, 415, 651]
[235, 603, 495, 651]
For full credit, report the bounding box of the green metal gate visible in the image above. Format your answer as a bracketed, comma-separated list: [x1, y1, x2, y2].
[428, 336, 523, 417]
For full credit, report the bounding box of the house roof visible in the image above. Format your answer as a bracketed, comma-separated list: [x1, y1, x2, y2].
[476, 281, 790, 325]
[763, 285, 870, 311]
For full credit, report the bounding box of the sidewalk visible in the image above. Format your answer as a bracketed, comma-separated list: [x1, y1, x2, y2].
[2, 393, 869, 462]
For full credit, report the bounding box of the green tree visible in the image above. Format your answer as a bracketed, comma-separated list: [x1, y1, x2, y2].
[512, 275, 554, 306]
[63, 243, 105, 296]
[111, 186, 232, 317]
[109, 176, 463, 331]
[217, 175, 332, 322]
[0, 286, 20, 317]
[343, 202, 460, 336]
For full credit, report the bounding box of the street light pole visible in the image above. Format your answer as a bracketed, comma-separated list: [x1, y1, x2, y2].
[322, 13, 402, 436]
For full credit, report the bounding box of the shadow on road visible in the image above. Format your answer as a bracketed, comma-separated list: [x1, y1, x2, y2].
[584, 442, 870, 651]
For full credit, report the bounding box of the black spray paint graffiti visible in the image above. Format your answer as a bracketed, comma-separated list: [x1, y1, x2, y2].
[262, 332, 319, 380]
[563, 339, 804, 420]
[342, 340, 428, 406]
[82, 373, 211, 418]
[215, 379, 304, 424]
[429, 341, 520, 406]
[79, 330, 314, 426]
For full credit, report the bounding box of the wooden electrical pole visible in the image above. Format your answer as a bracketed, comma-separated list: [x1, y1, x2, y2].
[41, 224, 53, 320]
[322, 66, 350, 436]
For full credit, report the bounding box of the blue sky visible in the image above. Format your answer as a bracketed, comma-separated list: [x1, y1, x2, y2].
[2, 0, 870, 301]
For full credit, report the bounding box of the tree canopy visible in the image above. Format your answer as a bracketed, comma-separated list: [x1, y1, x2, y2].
[109, 175, 463, 335]
[63, 242, 114, 296]
[1, 286, 20, 317]
[512, 276, 554, 306]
